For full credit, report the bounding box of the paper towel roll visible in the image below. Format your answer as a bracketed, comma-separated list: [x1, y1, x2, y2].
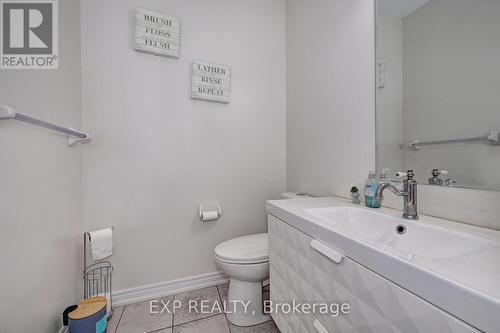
[201, 211, 219, 221]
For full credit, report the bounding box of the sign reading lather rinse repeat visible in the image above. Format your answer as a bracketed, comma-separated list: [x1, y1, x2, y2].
[134, 8, 180, 58]
[191, 61, 231, 103]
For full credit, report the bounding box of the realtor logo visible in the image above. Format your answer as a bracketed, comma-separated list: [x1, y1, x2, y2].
[1, 0, 58, 69]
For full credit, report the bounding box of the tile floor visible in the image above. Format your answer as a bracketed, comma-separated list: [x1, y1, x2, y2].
[107, 283, 280, 333]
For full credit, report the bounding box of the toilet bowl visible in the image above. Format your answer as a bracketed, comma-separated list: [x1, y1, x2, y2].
[215, 233, 270, 326]
[214, 192, 311, 326]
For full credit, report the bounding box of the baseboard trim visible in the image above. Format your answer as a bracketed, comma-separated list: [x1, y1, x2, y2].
[112, 271, 229, 307]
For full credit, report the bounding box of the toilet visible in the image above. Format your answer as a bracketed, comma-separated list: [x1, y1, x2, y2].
[215, 233, 270, 326]
[214, 192, 311, 326]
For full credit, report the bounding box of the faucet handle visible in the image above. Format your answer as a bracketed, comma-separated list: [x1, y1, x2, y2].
[396, 170, 415, 180]
[431, 169, 448, 176]
[429, 169, 448, 185]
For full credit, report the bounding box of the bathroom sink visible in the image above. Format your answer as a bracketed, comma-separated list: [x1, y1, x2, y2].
[304, 206, 497, 260]
[267, 197, 500, 333]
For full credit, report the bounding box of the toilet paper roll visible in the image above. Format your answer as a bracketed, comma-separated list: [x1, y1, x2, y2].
[201, 211, 219, 221]
[89, 228, 113, 260]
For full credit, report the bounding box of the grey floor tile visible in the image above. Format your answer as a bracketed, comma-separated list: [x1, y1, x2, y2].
[173, 314, 230, 333]
[116, 296, 173, 333]
[107, 305, 125, 333]
[217, 283, 229, 302]
[228, 320, 280, 333]
[173, 286, 223, 326]
[152, 328, 173, 333]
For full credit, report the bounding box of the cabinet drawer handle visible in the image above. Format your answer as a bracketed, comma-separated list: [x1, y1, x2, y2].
[310, 240, 344, 264]
[314, 319, 330, 333]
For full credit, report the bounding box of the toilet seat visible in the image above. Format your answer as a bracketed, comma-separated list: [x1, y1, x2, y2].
[214, 233, 268, 264]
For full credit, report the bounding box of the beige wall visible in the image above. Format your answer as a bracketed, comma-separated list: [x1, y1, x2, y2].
[0, 1, 82, 332]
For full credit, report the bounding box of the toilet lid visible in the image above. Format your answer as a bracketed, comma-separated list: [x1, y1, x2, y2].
[215, 233, 268, 264]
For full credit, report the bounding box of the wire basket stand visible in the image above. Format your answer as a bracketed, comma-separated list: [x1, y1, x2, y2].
[84, 231, 114, 320]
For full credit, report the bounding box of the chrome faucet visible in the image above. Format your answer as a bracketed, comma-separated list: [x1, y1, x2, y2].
[375, 170, 418, 220]
[428, 169, 448, 185]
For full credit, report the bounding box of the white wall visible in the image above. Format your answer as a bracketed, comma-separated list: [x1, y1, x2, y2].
[81, 0, 286, 291]
[0, 1, 82, 332]
[286, 0, 376, 196]
[373, 0, 500, 230]
[287, 0, 500, 230]
[401, 0, 500, 189]
[376, 15, 403, 174]
[2, 3, 499, 331]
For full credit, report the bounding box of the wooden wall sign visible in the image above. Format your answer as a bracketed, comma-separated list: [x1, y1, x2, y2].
[134, 8, 181, 58]
[191, 61, 231, 103]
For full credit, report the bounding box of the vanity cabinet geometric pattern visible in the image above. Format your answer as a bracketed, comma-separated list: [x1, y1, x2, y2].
[268, 215, 480, 333]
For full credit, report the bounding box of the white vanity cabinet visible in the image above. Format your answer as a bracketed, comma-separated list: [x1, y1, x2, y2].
[268, 215, 480, 333]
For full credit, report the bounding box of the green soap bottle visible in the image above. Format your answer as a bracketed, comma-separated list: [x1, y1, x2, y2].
[364, 170, 378, 208]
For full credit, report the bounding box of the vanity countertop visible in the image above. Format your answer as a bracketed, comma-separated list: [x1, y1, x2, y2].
[266, 196, 500, 333]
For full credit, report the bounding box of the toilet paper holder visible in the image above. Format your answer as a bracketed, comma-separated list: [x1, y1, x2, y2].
[199, 204, 222, 221]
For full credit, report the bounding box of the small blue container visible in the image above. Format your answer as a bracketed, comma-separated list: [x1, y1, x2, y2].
[68, 297, 107, 333]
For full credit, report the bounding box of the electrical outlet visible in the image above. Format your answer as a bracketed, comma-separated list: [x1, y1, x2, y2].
[377, 60, 386, 88]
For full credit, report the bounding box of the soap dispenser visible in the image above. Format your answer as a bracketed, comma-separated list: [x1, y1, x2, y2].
[364, 170, 379, 208]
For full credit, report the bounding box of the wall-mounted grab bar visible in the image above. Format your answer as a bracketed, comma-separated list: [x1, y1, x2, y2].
[399, 131, 500, 151]
[0, 105, 90, 146]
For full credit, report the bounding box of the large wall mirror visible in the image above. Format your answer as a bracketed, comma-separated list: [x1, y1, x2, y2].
[375, 0, 500, 191]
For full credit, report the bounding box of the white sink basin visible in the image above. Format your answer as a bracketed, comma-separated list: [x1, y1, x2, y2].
[304, 206, 497, 260]
[267, 197, 500, 332]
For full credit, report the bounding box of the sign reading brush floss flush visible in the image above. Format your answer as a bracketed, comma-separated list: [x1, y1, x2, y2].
[134, 8, 180, 58]
[192, 61, 231, 103]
